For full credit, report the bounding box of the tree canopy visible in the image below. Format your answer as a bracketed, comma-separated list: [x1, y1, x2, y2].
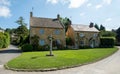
[94, 23, 100, 31]
[100, 30, 116, 37]
[14, 17, 29, 45]
[100, 24, 106, 31]
[60, 17, 71, 32]
[116, 27, 120, 42]
[16, 17, 27, 26]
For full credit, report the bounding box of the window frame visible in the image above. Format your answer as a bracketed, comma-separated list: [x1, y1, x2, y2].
[54, 29, 60, 35]
[56, 39, 61, 45]
[39, 39, 45, 46]
[79, 33, 84, 37]
[93, 33, 97, 37]
[39, 29, 44, 35]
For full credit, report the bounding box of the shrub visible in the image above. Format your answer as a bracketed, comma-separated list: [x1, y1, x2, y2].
[31, 35, 39, 50]
[66, 37, 73, 45]
[0, 35, 4, 48]
[79, 46, 90, 49]
[3, 33, 10, 48]
[37, 45, 50, 51]
[21, 44, 33, 52]
[0, 32, 10, 49]
[100, 37, 115, 48]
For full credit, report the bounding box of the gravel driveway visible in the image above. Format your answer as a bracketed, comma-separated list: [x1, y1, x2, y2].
[0, 46, 120, 74]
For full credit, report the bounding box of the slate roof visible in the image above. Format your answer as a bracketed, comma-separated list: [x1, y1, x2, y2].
[30, 17, 64, 28]
[71, 24, 99, 32]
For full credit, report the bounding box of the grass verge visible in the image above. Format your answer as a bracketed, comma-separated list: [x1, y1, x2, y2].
[5, 47, 118, 71]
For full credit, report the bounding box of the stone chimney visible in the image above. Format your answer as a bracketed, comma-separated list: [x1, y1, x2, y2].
[30, 12, 33, 17]
[57, 14, 60, 20]
[89, 22, 94, 28]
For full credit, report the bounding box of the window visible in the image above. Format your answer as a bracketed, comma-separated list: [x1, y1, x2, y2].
[79, 33, 84, 37]
[80, 41, 84, 46]
[54, 29, 60, 35]
[39, 39, 45, 46]
[40, 29, 44, 34]
[56, 39, 61, 45]
[93, 34, 97, 37]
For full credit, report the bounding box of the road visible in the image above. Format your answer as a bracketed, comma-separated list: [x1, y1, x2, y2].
[0, 46, 120, 74]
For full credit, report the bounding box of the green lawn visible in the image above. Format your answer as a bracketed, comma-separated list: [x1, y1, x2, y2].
[6, 48, 118, 70]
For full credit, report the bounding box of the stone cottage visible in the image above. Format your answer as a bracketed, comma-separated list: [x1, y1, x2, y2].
[66, 24, 100, 48]
[29, 12, 66, 48]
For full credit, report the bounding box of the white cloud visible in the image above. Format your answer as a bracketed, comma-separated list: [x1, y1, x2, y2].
[0, 6, 11, 18]
[60, 0, 70, 5]
[80, 12, 85, 16]
[95, 4, 103, 9]
[47, 0, 87, 8]
[103, 0, 112, 5]
[87, 3, 92, 7]
[0, 0, 11, 18]
[68, 0, 87, 8]
[47, 0, 59, 4]
[105, 18, 112, 22]
[95, 0, 112, 9]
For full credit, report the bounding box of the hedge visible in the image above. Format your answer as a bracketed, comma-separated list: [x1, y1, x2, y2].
[100, 37, 115, 48]
[21, 44, 33, 52]
[0, 32, 10, 49]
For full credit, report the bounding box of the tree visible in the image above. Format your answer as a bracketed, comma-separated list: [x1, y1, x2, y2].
[100, 24, 105, 31]
[116, 27, 120, 43]
[15, 25, 29, 36]
[16, 17, 27, 26]
[31, 35, 39, 50]
[116, 27, 120, 36]
[94, 23, 100, 30]
[5, 28, 16, 34]
[15, 17, 29, 45]
[0, 32, 10, 48]
[100, 31, 116, 37]
[60, 17, 71, 32]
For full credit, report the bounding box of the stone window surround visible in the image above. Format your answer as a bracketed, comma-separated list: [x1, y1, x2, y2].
[40, 29, 44, 35]
[54, 29, 60, 35]
[39, 39, 45, 46]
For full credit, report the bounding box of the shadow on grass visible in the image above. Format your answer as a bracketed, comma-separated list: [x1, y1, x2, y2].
[0, 49, 22, 53]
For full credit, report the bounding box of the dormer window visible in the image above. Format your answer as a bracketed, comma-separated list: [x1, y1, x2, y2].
[40, 29, 44, 35]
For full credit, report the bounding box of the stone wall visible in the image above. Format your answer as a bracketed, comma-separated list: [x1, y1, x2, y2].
[74, 31, 100, 47]
[66, 25, 100, 48]
[30, 27, 66, 47]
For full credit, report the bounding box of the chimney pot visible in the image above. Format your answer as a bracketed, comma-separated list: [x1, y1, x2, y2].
[30, 12, 33, 17]
[57, 14, 60, 20]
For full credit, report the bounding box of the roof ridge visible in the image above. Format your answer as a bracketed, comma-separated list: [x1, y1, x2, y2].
[32, 16, 56, 20]
[30, 16, 64, 28]
[71, 25, 99, 32]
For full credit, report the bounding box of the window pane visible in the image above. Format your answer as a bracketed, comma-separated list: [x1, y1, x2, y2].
[56, 39, 61, 45]
[54, 30, 60, 35]
[79, 33, 84, 37]
[80, 41, 84, 46]
[40, 29, 44, 34]
[39, 40, 45, 46]
[93, 34, 97, 37]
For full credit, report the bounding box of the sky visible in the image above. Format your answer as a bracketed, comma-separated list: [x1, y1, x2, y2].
[0, 0, 120, 30]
